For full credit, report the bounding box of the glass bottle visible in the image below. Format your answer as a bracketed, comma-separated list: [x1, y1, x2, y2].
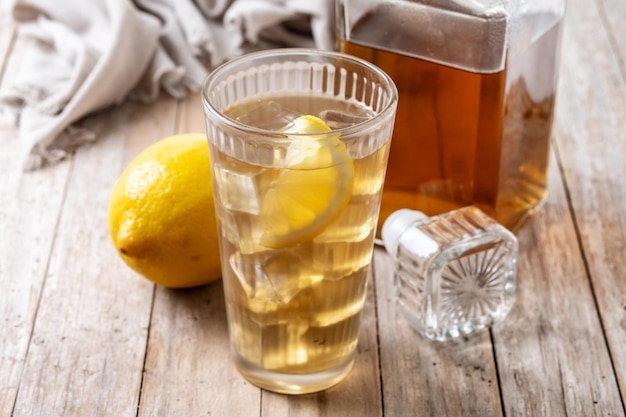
[336, 0, 566, 232]
[381, 206, 518, 341]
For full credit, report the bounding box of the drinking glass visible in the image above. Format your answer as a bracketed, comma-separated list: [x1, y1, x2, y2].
[202, 49, 397, 394]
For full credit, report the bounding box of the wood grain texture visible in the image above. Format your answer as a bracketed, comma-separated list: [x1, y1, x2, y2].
[374, 248, 503, 417]
[0, 34, 73, 417]
[555, 0, 626, 402]
[138, 283, 261, 417]
[599, 0, 626, 75]
[0, 125, 71, 417]
[493, 154, 624, 417]
[9, 100, 174, 416]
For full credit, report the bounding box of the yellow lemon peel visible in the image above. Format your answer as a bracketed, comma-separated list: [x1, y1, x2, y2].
[109, 133, 221, 288]
[259, 115, 354, 248]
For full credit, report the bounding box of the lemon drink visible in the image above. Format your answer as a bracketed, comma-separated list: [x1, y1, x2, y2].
[202, 49, 398, 394]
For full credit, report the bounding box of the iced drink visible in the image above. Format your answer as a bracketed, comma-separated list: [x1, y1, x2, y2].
[202, 49, 398, 394]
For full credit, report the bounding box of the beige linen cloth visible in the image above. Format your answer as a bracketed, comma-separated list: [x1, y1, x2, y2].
[0, 0, 333, 170]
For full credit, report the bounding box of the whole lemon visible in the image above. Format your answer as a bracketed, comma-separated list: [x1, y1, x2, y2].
[108, 133, 222, 288]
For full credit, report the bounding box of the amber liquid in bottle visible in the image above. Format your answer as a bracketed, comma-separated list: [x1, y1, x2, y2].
[339, 12, 562, 232]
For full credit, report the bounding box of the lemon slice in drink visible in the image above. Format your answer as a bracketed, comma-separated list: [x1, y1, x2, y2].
[259, 115, 354, 248]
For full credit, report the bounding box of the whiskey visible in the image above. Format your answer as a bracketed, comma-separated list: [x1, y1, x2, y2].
[338, 6, 562, 231]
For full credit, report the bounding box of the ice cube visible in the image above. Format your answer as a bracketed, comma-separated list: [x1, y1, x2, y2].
[229, 249, 323, 305]
[213, 164, 261, 214]
[216, 206, 239, 245]
[217, 203, 270, 255]
[263, 251, 324, 304]
[261, 320, 310, 369]
[309, 266, 369, 327]
[310, 231, 375, 281]
[315, 195, 378, 244]
[235, 100, 301, 131]
[229, 251, 267, 299]
[319, 110, 371, 130]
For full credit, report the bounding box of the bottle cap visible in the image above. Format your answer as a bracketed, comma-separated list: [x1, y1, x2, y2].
[381, 209, 428, 257]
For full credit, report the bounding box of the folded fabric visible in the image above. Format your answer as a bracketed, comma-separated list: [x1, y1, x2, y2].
[0, 0, 333, 170]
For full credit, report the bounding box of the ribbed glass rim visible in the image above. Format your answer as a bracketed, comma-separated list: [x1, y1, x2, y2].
[201, 48, 398, 139]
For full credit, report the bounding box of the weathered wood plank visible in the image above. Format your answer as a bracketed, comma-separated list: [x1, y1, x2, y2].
[493, 153, 624, 417]
[599, 0, 626, 75]
[10, 99, 176, 416]
[374, 247, 503, 416]
[555, 0, 626, 402]
[490, 1, 626, 412]
[138, 283, 261, 417]
[0, 33, 73, 417]
[137, 91, 261, 416]
[175, 90, 206, 136]
[0, 147, 71, 417]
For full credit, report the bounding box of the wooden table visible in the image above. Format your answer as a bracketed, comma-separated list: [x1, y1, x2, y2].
[1, 0, 625, 415]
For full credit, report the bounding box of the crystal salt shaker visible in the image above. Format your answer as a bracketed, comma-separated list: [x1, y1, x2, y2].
[382, 206, 518, 341]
